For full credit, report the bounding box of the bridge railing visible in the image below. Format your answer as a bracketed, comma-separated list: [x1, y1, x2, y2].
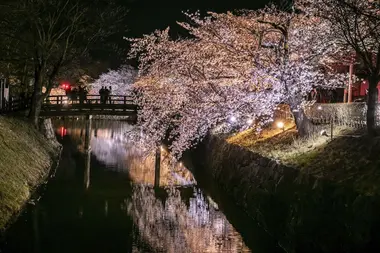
[44, 95, 134, 105]
[0, 96, 32, 114]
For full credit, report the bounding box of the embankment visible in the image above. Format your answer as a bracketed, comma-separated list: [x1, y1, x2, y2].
[186, 135, 380, 253]
[0, 116, 61, 231]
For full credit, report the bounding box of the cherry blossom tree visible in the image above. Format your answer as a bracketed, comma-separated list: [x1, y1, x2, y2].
[296, 0, 380, 135]
[128, 7, 346, 156]
[234, 6, 347, 136]
[129, 28, 280, 155]
[89, 65, 137, 95]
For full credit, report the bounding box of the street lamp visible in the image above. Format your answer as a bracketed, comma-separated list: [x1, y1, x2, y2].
[277, 121, 285, 131]
[229, 116, 237, 123]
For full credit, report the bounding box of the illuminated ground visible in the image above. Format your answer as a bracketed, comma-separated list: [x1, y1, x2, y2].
[228, 122, 380, 195]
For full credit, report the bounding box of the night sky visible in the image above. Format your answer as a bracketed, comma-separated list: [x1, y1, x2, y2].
[124, 0, 272, 38]
[99, 0, 273, 69]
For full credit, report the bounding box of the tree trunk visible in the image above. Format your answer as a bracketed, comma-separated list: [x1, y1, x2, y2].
[367, 76, 379, 136]
[291, 106, 314, 138]
[29, 71, 44, 128]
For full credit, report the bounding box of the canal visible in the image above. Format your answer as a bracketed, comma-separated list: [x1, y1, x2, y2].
[0, 119, 282, 253]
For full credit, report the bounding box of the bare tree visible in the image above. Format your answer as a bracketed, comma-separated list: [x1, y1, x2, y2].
[0, 0, 127, 127]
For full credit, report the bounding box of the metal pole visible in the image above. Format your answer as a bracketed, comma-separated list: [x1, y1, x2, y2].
[154, 144, 161, 188]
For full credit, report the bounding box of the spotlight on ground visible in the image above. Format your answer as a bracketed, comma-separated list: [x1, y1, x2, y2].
[229, 116, 237, 123]
[320, 129, 329, 137]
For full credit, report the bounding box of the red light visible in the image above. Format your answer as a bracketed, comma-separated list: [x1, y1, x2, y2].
[61, 83, 70, 90]
[60, 126, 67, 138]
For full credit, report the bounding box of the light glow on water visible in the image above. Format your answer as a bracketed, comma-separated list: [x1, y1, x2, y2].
[47, 119, 254, 253]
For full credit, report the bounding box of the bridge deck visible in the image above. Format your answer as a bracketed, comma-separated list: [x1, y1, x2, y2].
[41, 95, 137, 117]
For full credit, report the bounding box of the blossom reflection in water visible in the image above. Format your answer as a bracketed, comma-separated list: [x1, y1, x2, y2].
[54, 119, 250, 252]
[126, 186, 251, 253]
[55, 120, 195, 186]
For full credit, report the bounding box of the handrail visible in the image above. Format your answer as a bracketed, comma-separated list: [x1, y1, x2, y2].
[44, 95, 135, 105]
[40, 94, 138, 117]
[0, 96, 32, 113]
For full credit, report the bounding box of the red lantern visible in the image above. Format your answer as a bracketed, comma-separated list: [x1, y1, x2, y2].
[61, 83, 71, 90]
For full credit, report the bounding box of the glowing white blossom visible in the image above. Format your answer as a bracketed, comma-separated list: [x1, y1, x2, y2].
[89, 65, 137, 95]
[127, 7, 348, 156]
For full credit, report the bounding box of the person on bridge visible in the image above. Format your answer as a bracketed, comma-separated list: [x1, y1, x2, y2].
[99, 86, 105, 104]
[108, 86, 112, 104]
[78, 86, 87, 104]
[71, 87, 78, 103]
[103, 87, 110, 104]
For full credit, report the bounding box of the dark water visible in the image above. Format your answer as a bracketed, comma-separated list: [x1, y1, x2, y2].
[0, 119, 281, 253]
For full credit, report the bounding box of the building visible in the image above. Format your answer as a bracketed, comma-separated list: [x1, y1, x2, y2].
[311, 54, 380, 103]
[351, 80, 380, 102]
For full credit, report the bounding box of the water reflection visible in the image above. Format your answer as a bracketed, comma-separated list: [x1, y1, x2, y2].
[1, 119, 253, 253]
[127, 186, 250, 253]
[54, 119, 195, 187]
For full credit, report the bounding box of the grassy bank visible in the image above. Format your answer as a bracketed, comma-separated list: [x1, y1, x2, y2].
[228, 124, 380, 195]
[0, 116, 60, 230]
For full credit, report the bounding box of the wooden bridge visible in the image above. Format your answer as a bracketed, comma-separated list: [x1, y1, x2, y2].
[40, 95, 137, 117]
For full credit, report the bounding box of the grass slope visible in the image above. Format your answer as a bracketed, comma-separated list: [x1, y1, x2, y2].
[228, 125, 380, 195]
[0, 116, 58, 230]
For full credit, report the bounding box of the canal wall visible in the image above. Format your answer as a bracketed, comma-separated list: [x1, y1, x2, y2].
[0, 116, 61, 231]
[186, 135, 380, 253]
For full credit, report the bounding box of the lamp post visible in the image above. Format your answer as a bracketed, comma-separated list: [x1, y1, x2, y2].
[277, 121, 285, 132]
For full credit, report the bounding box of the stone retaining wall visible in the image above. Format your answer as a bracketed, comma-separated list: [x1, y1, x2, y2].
[186, 135, 380, 253]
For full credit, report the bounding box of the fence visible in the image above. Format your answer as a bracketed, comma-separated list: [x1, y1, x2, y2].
[44, 95, 134, 105]
[304, 102, 380, 128]
[0, 96, 32, 114]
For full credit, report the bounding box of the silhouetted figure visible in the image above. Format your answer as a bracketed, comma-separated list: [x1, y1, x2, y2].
[71, 87, 79, 103]
[79, 86, 86, 104]
[108, 86, 112, 104]
[99, 86, 105, 104]
[104, 87, 110, 104]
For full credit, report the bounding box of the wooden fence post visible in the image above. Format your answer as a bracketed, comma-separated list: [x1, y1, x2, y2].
[330, 115, 334, 140]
